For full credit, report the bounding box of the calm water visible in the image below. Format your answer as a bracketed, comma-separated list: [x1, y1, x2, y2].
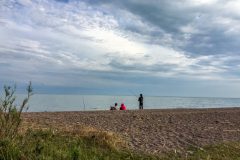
[15, 94, 240, 112]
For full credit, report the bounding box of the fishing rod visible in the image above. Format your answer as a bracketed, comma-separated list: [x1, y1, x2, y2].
[82, 96, 86, 111]
[129, 89, 138, 98]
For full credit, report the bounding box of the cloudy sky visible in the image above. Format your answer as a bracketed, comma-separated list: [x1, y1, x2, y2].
[1, 0, 240, 97]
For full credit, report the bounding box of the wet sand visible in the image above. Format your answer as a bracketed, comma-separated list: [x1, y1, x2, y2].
[22, 108, 240, 154]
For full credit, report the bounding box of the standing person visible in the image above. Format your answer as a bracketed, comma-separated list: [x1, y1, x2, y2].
[120, 103, 127, 110]
[138, 94, 143, 109]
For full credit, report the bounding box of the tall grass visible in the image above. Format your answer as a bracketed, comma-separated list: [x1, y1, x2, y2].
[0, 82, 33, 139]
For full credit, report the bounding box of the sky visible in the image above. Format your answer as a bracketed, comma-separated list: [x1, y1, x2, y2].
[1, 0, 240, 97]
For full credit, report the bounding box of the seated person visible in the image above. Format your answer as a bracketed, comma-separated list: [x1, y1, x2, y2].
[120, 103, 127, 110]
[110, 102, 118, 110]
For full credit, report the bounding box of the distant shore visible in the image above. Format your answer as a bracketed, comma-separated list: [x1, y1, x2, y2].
[22, 107, 240, 153]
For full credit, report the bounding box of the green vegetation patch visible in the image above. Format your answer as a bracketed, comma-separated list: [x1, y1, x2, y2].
[0, 129, 159, 160]
[160, 142, 240, 160]
[1, 129, 240, 160]
[186, 142, 240, 160]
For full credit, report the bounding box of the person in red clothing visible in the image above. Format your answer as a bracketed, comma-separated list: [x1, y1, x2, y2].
[120, 103, 127, 110]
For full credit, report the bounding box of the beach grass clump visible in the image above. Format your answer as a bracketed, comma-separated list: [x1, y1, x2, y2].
[0, 82, 33, 139]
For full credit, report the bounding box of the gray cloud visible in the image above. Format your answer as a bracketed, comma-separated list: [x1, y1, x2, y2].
[84, 0, 240, 56]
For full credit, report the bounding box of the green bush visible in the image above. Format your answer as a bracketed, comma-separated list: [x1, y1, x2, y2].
[0, 82, 33, 139]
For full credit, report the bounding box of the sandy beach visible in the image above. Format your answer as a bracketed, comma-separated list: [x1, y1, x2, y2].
[22, 108, 240, 154]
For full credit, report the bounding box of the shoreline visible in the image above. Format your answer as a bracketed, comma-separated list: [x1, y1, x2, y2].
[24, 106, 240, 113]
[22, 107, 240, 153]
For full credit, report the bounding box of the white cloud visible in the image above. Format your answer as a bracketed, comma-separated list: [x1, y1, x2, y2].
[190, 0, 218, 6]
[224, 1, 240, 16]
[180, 24, 200, 34]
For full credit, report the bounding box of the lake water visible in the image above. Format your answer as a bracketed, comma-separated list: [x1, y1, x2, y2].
[15, 94, 240, 112]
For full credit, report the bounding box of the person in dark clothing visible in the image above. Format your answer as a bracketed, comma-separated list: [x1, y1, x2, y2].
[110, 102, 118, 110]
[138, 94, 143, 109]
